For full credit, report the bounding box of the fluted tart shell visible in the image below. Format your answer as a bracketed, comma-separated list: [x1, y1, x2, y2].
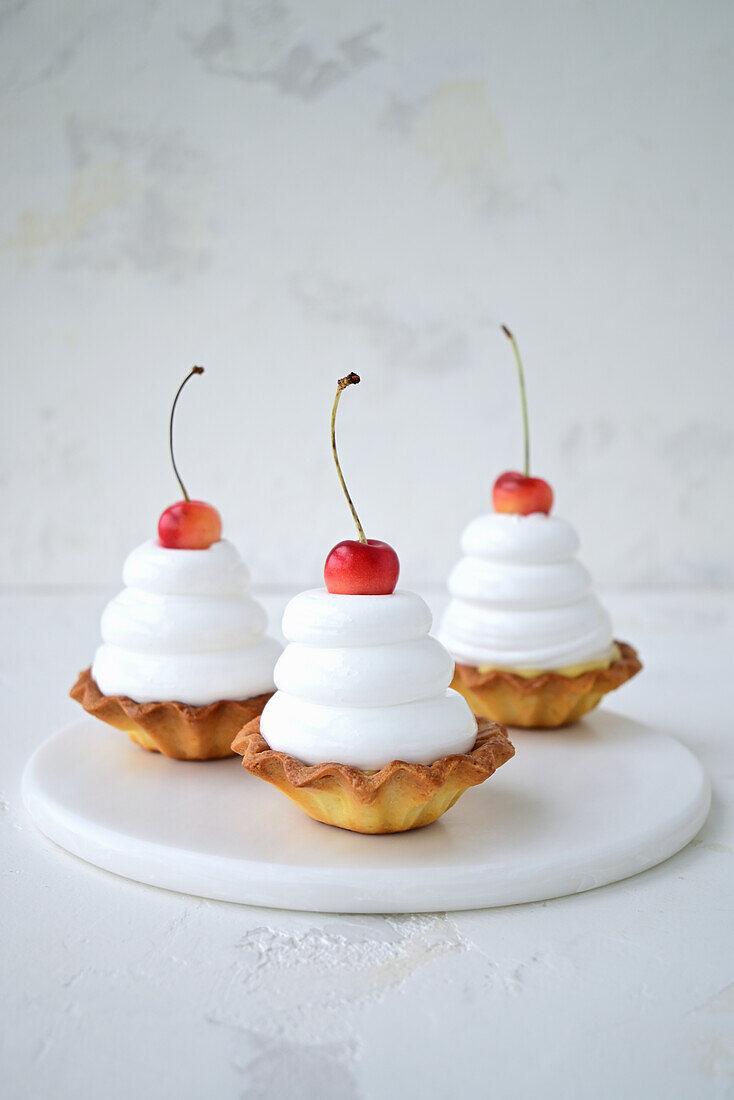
[70, 667, 273, 760]
[231, 716, 514, 834]
[450, 641, 642, 729]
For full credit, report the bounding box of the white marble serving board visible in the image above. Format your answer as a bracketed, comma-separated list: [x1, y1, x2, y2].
[22, 711, 709, 914]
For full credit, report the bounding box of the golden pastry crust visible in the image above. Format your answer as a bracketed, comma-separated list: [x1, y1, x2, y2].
[231, 717, 514, 834]
[451, 640, 642, 729]
[70, 667, 273, 760]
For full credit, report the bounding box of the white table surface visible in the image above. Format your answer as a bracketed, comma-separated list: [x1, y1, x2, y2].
[2, 586, 733, 1099]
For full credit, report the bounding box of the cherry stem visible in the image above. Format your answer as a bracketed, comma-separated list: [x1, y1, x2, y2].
[502, 325, 530, 477]
[169, 366, 204, 501]
[331, 374, 367, 544]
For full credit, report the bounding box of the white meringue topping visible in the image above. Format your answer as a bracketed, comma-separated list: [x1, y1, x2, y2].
[92, 539, 280, 705]
[261, 589, 477, 769]
[439, 513, 615, 670]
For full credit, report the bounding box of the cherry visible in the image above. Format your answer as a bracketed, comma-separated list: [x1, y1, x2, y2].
[158, 499, 221, 549]
[492, 326, 553, 516]
[493, 470, 553, 515]
[325, 539, 400, 595]
[323, 373, 400, 595]
[157, 366, 222, 550]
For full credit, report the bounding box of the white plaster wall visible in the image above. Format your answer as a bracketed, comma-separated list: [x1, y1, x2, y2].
[2, 0, 732, 588]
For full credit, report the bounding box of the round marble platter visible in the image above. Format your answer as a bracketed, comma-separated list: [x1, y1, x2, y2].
[22, 711, 710, 914]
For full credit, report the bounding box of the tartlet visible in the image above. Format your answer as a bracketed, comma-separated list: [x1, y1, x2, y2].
[71, 667, 272, 760]
[232, 716, 514, 833]
[440, 327, 642, 729]
[439, 509, 643, 729]
[70, 367, 280, 760]
[241, 580, 510, 834]
[71, 538, 280, 760]
[239, 372, 514, 831]
[450, 641, 642, 729]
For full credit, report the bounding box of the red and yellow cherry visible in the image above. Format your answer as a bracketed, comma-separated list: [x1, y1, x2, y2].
[494, 326, 553, 516]
[158, 499, 221, 549]
[325, 539, 400, 595]
[323, 373, 400, 595]
[158, 366, 222, 550]
[493, 470, 553, 515]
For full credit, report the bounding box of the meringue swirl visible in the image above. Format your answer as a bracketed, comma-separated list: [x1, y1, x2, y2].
[92, 539, 281, 705]
[261, 589, 477, 769]
[438, 513, 615, 671]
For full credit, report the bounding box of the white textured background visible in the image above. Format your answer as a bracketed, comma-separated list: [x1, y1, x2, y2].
[3, 8, 734, 1095]
[2, 0, 733, 589]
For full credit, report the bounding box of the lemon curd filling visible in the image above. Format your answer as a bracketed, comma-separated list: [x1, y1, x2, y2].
[476, 643, 621, 679]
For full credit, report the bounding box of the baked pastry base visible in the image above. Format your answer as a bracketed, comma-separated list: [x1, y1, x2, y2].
[451, 641, 642, 729]
[231, 717, 514, 834]
[70, 668, 272, 760]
